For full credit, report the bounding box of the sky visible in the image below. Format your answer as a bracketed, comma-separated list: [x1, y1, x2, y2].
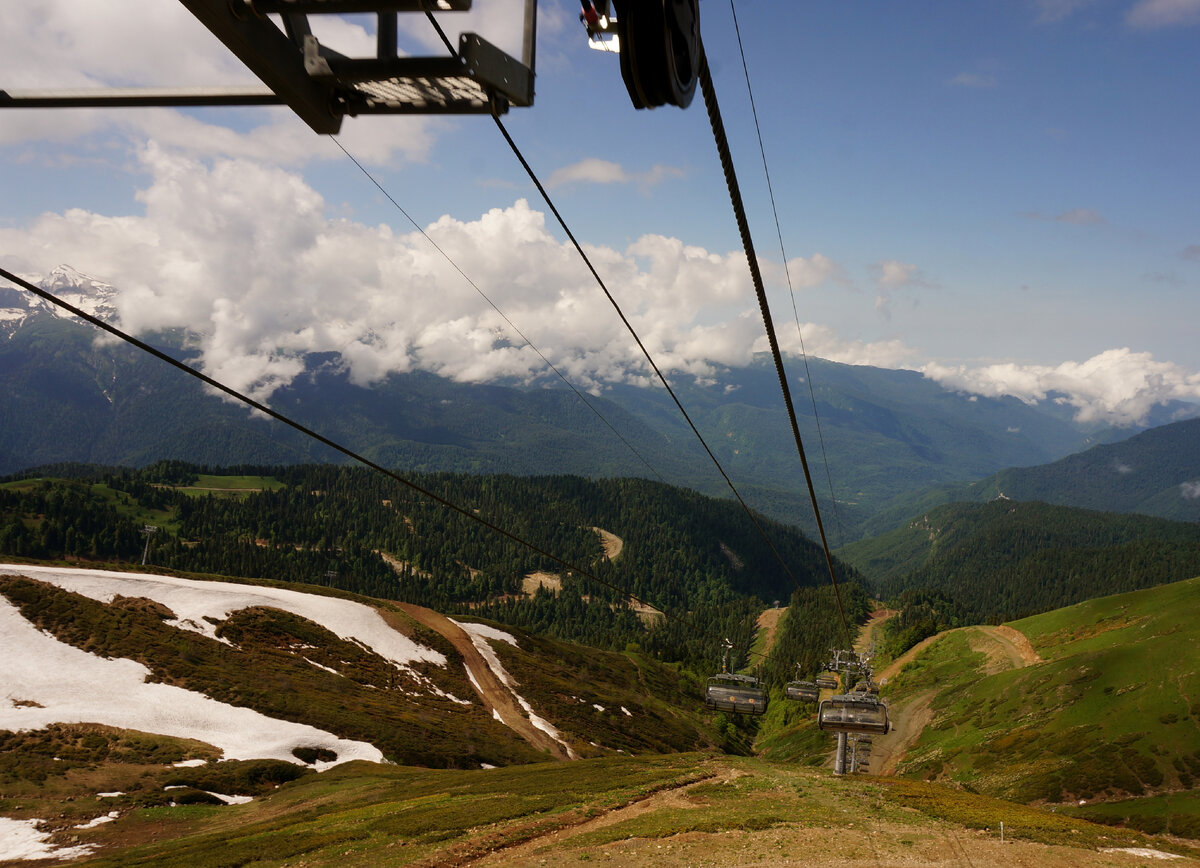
[1, 0, 1199, 426]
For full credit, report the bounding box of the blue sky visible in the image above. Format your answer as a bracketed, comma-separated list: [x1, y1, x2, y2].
[1, 0, 1199, 425]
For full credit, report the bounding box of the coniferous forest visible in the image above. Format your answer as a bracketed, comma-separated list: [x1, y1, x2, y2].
[0, 462, 854, 677]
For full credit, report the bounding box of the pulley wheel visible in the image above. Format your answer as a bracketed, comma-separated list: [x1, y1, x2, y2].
[615, 0, 700, 109]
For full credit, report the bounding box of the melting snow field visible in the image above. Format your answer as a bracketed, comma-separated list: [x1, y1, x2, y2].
[453, 619, 579, 760]
[0, 564, 463, 768]
[0, 564, 445, 667]
[0, 593, 383, 766]
[0, 817, 96, 862]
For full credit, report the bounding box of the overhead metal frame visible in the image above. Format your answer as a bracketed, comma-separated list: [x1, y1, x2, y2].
[0, 0, 536, 134]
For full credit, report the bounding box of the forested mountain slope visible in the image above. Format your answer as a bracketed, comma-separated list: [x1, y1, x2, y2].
[0, 464, 855, 672]
[841, 500, 1200, 621]
[864, 416, 1200, 536]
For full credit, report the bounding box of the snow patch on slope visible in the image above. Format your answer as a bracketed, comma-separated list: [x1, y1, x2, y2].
[0, 565, 445, 667]
[0, 596, 383, 767]
[452, 619, 578, 760]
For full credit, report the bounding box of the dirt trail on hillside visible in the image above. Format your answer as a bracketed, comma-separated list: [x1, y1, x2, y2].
[755, 607, 787, 656]
[591, 527, 624, 561]
[867, 689, 937, 775]
[468, 769, 732, 866]
[979, 624, 1042, 667]
[869, 624, 1041, 772]
[856, 607, 897, 657]
[386, 604, 572, 761]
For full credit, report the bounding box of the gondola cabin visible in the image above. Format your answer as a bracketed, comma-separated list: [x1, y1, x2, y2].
[705, 673, 768, 715]
[817, 695, 890, 735]
[786, 680, 820, 703]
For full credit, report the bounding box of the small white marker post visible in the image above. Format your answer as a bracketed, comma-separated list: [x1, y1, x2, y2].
[1000, 821, 1005, 843]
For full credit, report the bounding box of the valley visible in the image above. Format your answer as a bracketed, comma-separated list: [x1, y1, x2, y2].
[2, 451, 1200, 863]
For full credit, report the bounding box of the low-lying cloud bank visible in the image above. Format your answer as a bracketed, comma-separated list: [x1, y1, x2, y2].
[924, 350, 1200, 426]
[3, 148, 1198, 427]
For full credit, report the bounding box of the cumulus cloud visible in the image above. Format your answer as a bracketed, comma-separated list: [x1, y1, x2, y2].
[923, 348, 1200, 426]
[1127, 0, 1200, 28]
[546, 158, 684, 191]
[1181, 481, 1200, 500]
[0, 0, 437, 165]
[870, 260, 933, 319]
[4, 146, 1198, 429]
[0, 147, 849, 398]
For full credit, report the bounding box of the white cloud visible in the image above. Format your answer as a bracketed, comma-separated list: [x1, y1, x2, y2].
[546, 158, 683, 191]
[871, 259, 932, 319]
[1127, 0, 1200, 28]
[924, 348, 1200, 426]
[0, 0, 438, 165]
[0, 148, 851, 398]
[1114, 461, 1134, 474]
[4, 146, 1198, 429]
[1181, 481, 1200, 499]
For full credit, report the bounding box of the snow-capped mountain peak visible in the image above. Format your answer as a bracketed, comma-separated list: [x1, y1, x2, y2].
[0, 265, 120, 335]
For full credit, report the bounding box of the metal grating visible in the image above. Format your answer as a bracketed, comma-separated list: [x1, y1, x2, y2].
[350, 75, 494, 114]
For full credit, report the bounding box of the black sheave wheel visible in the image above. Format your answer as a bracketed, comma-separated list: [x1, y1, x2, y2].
[614, 0, 700, 109]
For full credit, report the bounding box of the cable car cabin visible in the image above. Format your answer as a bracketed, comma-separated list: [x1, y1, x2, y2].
[786, 680, 820, 703]
[817, 696, 890, 735]
[705, 673, 768, 716]
[815, 673, 838, 691]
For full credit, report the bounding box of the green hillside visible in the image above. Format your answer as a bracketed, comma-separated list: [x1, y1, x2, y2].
[884, 576, 1200, 839]
[840, 499, 1200, 621]
[864, 416, 1200, 536]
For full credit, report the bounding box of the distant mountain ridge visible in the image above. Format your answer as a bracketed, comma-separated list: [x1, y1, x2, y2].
[862, 417, 1200, 536]
[841, 499, 1200, 621]
[4, 265, 1197, 537]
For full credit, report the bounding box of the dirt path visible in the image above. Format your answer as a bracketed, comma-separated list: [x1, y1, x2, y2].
[468, 769, 729, 866]
[866, 689, 937, 775]
[877, 631, 944, 684]
[755, 607, 787, 656]
[591, 527, 624, 561]
[868, 623, 1041, 772]
[385, 604, 572, 761]
[856, 607, 897, 658]
[979, 624, 1042, 667]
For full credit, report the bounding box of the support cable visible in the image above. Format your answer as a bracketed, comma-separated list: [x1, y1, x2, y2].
[3, 265, 792, 673]
[696, 45, 853, 648]
[329, 136, 666, 484]
[728, 0, 846, 549]
[0, 265, 676, 622]
[491, 112, 806, 595]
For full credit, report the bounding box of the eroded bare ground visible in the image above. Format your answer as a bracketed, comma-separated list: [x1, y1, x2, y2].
[592, 527, 625, 561]
[756, 607, 787, 656]
[869, 689, 937, 776]
[383, 604, 572, 761]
